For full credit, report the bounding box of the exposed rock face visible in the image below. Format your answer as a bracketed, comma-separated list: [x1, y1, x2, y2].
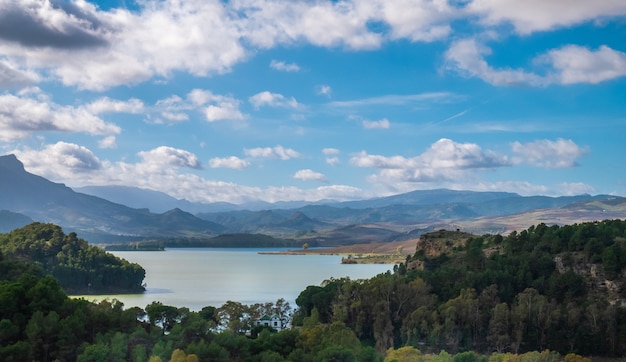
[554, 254, 624, 304]
[414, 229, 473, 257]
[407, 259, 425, 271]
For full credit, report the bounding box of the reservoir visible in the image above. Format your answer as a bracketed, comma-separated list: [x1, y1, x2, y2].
[75, 248, 392, 311]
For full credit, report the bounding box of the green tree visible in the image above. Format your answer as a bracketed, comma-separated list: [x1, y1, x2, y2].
[384, 346, 421, 362]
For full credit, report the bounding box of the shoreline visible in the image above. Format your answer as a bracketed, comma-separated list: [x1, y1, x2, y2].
[258, 249, 406, 264]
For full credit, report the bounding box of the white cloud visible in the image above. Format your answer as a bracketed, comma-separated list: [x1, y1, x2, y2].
[294, 169, 327, 182]
[446, 40, 626, 86]
[137, 146, 202, 172]
[0, 0, 245, 90]
[351, 138, 510, 185]
[317, 85, 332, 96]
[233, 0, 383, 50]
[468, 0, 626, 35]
[445, 38, 545, 86]
[87, 97, 144, 114]
[270, 60, 300, 72]
[375, 0, 454, 41]
[0, 93, 120, 141]
[155, 89, 245, 123]
[543, 45, 626, 84]
[362, 118, 390, 129]
[511, 139, 588, 168]
[160, 112, 189, 122]
[14, 142, 367, 204]
[209, 156, 249, 169]
[244, 145, 300, 160]
[0, 0, 461, 91]
[234, 0, 456, 50]
[325, 157, 340, 166]
[330, 92, 457, 107]
[98, 135, 117, 149]
[0, 59, 40, 88]
[323, 148, 340, 165]
[15, 142, 103, 180]
[249, 91, 302, 109]
[556, 182, 595, 196]
[472, 180, 595, 197]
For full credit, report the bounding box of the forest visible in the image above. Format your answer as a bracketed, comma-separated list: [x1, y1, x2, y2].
[0, 223, 145, 294]
[1, 220, 626, 361]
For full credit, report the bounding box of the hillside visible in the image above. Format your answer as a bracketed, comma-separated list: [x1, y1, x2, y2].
[294, 219, 626, 357]
[0, 210, 33, 233]
[0, 222, 145, 293]
[0, 154, 224, 241]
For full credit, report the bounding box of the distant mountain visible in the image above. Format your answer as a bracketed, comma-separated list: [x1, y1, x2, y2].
[0, 154, 223, 241]
[0, 210, 33, 233]
[74, 185, 332, 213]
[3, 153, 625, 246]
[74, 185, 240, 213]
[334, 189, 519, 209]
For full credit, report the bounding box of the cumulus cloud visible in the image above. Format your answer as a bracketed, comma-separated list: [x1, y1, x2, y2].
[270, 60, 300, 72]
[362, 118, 390, 129]
[15, 141, 103, 180]
[374, 0, 454, 41]
[511, 139, 588, 168]
[446, 39, 626, 86]
[0, 59, 40, 88]
[0, 0, 245, 90]
[543, 45, 626, 84]
[294, 169, 327, 182]
[234, 0, 456, 50]
[249, 91, 302, 109]
[0, 93, 120, 141]
[137, 146, 202, 172]
[0, 0, 108, 49]
[244, 145, 300, 160]
[445, 38, 545, 86]
[0, 0, 459, 91]
[468, 0, 626, 35]
[155, 89, 245, 123]
[351, 138, 510, 185]
[209, 156, 249, 169]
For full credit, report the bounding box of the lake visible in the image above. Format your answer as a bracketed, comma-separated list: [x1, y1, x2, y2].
[74, 248, 392, 311]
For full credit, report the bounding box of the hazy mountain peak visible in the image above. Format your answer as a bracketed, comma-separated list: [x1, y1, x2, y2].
[0, 154, 24, 172]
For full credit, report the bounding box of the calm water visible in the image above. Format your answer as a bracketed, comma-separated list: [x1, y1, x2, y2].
[74, 248, 391, 311]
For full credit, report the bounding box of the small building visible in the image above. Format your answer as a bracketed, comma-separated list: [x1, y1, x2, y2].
[255, 314, 286, 331]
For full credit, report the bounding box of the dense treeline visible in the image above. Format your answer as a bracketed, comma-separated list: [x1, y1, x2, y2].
[294, 220, 626, 357]
[0, 223, 145, 293]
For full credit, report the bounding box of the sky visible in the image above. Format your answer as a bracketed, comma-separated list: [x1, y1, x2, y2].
[1, 0, 625, 204]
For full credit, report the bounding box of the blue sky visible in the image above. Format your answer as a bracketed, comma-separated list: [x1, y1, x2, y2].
[1, 0, 625, 204]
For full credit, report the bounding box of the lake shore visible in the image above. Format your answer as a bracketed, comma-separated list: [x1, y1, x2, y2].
[258, 242, 413, 264]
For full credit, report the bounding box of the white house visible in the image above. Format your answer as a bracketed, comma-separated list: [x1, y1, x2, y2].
[255, 314, 286, 331]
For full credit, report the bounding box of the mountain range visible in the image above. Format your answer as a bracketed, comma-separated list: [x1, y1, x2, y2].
[2, 153, 626, 244]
